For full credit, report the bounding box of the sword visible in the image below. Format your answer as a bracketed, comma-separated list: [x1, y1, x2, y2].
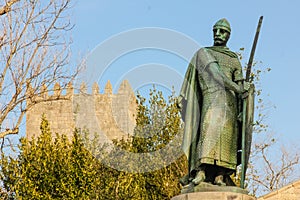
[241, 16, 263, 189]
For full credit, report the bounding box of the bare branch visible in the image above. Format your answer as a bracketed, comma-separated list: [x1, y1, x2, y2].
[0, 127, 18, 138]
[0, 0, 19, 15]
[248, 135, 300, 196]
[0, 0, 78, 138]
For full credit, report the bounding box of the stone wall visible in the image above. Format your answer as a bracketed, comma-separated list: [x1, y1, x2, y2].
[26, 80, 137, 143]
[257, 180, 300, 200]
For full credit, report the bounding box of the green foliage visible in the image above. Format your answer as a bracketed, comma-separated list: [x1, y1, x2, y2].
[133, 88, 182, 152]
[103, 87, 187, 199]
[0, 88, 187, 199]
[0, 115, 105, 199]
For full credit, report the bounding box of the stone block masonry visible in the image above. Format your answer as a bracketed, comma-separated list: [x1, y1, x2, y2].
[26, 80, 137, 144]
[257, 180, 300, 200]
[171, 192, 256, 200]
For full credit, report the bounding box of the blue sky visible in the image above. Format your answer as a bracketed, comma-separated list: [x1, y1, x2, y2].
[70, 0, 300, 146]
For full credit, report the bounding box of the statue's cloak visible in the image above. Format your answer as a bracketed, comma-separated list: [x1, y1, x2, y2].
[179, 51, 203, 174]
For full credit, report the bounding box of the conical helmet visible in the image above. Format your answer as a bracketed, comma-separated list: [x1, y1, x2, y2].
[213, 18, 231, 33]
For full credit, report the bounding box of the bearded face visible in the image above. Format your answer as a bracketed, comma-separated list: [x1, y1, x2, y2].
[213, 28, 230, 46]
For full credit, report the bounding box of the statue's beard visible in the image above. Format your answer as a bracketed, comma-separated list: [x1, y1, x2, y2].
[214, 38, 228, 46]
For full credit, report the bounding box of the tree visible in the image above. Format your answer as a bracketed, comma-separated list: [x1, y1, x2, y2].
[237, 49, 300, 196]
[0, 0, 78, 138]
[0, 89, 187, 199]
[247, 133, 300, 196]
[103, 87, 187, 199]
[0, 0, 19, 16]
[0, 115, 106, 199]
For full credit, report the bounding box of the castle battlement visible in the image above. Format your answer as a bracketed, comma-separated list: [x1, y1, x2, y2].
[26, 80, 137, 144]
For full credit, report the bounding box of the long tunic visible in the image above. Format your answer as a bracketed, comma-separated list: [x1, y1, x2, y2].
[180, 47, 243, 175]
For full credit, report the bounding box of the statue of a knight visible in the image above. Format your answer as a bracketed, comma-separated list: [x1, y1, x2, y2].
[178, 18, 254, 191]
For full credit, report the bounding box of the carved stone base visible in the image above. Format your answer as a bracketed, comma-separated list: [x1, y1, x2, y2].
[181, 182, 249, 194]
[171, 192, 256, 200]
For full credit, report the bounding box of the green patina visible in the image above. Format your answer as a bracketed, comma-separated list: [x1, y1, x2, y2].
[178, 18, 254, 193]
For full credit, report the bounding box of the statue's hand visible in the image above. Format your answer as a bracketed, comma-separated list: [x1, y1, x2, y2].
[243, 81, 250, 92]
[238, 81, 250, 94]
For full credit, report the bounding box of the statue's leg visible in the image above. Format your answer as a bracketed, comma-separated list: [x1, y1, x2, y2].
[214, 166, 226, 186]
[192, 167, 206, 185]
[192, 170, 205, 185]
[214, 174, 226, 186]
[214, 166, 234, 186]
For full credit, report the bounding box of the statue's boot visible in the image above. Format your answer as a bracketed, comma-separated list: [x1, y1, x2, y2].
[192, 170, 205, 185]
[214, 175, 226, 186]
[179, 174, 190, 186]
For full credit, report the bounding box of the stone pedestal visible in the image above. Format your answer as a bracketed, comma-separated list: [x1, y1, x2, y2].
[171, 192, 256, 200]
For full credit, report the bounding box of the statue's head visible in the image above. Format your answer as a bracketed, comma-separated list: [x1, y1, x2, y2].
[213, 18, 231, 46]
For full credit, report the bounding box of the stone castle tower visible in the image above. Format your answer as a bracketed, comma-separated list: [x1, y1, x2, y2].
[26, 80, 137, 143]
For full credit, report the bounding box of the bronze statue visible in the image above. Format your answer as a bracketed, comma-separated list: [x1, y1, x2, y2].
[178, 18, 254, 192]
